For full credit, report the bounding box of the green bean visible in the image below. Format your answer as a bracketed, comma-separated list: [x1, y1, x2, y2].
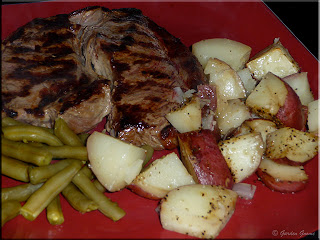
[1, 200, 21, 227]
[2, 125, 63, 146]
[141, 145, 154, 167]
[2, 117, 28, 127]
[46, 195, 64, 225]
[20, 161, 83, 221]
[62, 182, 99, 213]
[80, 165, 94, 180]
[2, 137, 52, 166]
[1, 155, 29, 182]
[2, 183, 43, 202]
[93, 179, 106, 193]
[72, 170, 125, 221]
[78, 133, 89, 146]
[54, 118, 83, 147]
[1, 117, 54, 134]
[28, 159, 77, 184]
[39, 145, 87, 161]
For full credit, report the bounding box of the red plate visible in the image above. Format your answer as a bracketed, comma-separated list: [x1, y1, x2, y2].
[2, 1, 318, 239]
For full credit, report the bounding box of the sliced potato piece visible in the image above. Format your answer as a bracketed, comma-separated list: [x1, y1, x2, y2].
[265, 127, 318, 164]
[307, 99, 319, 133]
[129, 152, 195, 200]
[87, 132, 146, 192]
[166, 97, 201, 133]
[283, 72, 314, 106]
[159, 184, 237, 239]
[246, 72, 288, 117]
[259, 157, 308, 182]
[192, 38, 252, 71]
[219, 133, 264, 183]
[178, 130, 234, 189]
[237, 67, 257, 95]
[246, 38, 300, 80]
[205, 58, 246, 120]
[216, 99, 251, 136]
[243, 119, 278, 148]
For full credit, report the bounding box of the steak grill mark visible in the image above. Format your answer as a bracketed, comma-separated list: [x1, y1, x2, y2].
[2, 6, 206, 148]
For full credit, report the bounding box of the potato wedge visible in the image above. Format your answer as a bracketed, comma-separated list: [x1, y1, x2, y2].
[257, 157, 308, 193]
[265, 127, 318, 164]
[178, 130, 234, 189]
[166, 96, 201, 133]
[259, 157, 308, 182]
[246, 72, 305, 130]
[216, 99, 251, 136]
[129, 152, 195, 200]
[159, 184, 237, 239]
[246, 38, 300, 80]
[87, 132, 146, 192]
[307, 100, 319, 133]
[192, 38, 252, 71]
[219, 133, 264, 183]
[240, 119, 278, 148]
[205, 58, 246, 112]
[283, 72, 314, 106]
[237, 68, 257, 95]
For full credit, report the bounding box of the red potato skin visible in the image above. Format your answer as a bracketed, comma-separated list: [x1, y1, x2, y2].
[178, 129, 234, 189]
[127, 184, 161, 200]
[256, 168, 308, 193]
[276, 80, 306, 131]
[271, 157, 311, 166]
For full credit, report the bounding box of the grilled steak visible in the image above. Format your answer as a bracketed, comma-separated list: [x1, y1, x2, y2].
[2, 6, 206, 149]
[1, 13, 111, 133]
[69, 7, 206, 149]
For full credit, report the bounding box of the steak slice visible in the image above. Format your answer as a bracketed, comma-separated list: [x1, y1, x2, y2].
[1, 13, 112, 133]
[69, 7, 207, 149]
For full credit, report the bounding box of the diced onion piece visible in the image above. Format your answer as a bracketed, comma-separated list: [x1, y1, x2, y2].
[232, 183, 256, 200]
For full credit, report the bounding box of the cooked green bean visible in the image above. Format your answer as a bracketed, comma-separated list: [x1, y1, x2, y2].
[2, 125, 63, 146]
[141, 145, 154, 167]
[2, 155, 29, 182]
[2, 137, 52, 166]
[62, 182, 99, 213]
[80, 165, 94, 180]
[93, 179, 106, 193]
[1, 117, 54, 134]
[20, 161, 83, 221]
[54, 118, 83, 147]
[72, 170, 125, 221]
[28, 159, 77, 184]
[46, 195, 64, 225]
[1, 200, 21, 227]
[2, 117, 28, 127]
[2, 183, 43, 202]
[39, 145, 87, 161]
[78, 133, 89, 146]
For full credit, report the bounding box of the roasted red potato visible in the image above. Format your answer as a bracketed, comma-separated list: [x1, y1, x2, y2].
[246, 72, 305, 131]
[128, 152, 195, 200]
[257, 157, 308, 193]
[178, 129, 234, 189]
[265, 127, 318, 165]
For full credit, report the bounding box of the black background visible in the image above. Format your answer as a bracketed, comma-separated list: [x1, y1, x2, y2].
[264, 1, 319, 59]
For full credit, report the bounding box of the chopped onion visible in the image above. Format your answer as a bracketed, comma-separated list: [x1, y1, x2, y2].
[202, 112, 216, 131]
[155, 205, 160, 214]
[183, 89, 196, 99]
[232, 183, 256, 200]
[173, 87, 184, 104]
[173, 87, 196, 104]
